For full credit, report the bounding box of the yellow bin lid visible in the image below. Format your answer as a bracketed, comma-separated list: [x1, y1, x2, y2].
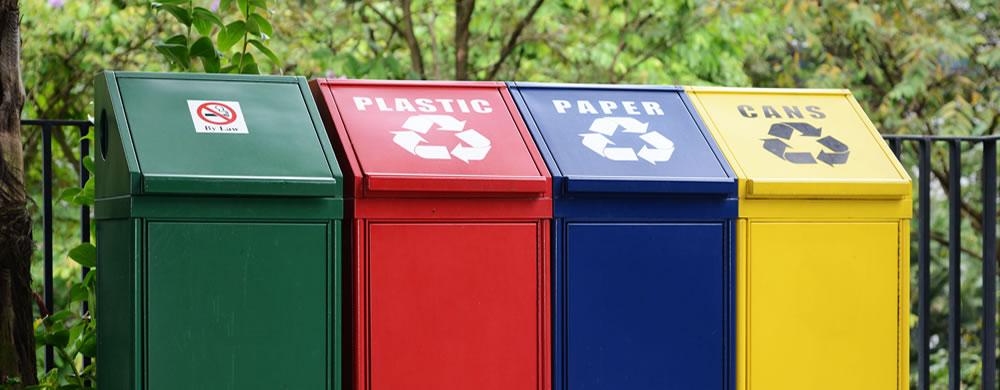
[685, 87, 910, 199]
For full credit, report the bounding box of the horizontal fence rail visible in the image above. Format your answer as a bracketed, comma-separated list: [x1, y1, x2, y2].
[20, 119, 999, 387]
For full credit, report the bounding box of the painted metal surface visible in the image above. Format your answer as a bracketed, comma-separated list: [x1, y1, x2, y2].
[369, 223, 541, 390]
[95, 72, 343, 390]
[111, 72, 340, 197]
[313, 79, 548, 195]
[685, 87, 909, 200]
[510, 83, 732, 195]
[686, 86, 911, 390]
[310, 79, 552, 390]
[509, 83, 737, 390]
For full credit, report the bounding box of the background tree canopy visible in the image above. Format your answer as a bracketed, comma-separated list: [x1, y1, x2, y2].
[17, 0, 1000, 387]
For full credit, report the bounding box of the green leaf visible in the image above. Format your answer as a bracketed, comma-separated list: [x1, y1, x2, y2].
[73, 178, 94, 206]
[79, 333, 97, 358]
[241, 63, 260, 74]
[248, 13, 272, 37]
[155, 43, 191, 69]
[58, 188, 81, 203]
[193, 7, 223, 26]
[217, 21, 246, 52]
[239, 52, 259, 74]
[68, 243, 97, 268]
[157, 4, 192, 27]
[69, 284, 89, 303]
[202, 54, 222, 73]
[47, 330, 70, 349]
[83, 270, 97, 289]
[249, 0, 267, 8]
[192, 7, 224, 36]
[164, 34, 187, 46]
[190, 36, 216, 58]
[83, 155, 94, 173]
[237, 0, 250, 16]
[155, 34, 191, 68]
[219, 0, 234, 12]
[48, 310, 73, 323]
[249, 39, 279, 65]
[245, 15, 261, 35]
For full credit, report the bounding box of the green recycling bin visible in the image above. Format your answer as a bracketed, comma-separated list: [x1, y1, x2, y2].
[94, 72, 343, 389]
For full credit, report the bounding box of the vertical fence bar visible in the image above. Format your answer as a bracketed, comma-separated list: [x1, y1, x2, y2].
[948, 140, 962, 390]
[983, 140, 997, 390]
[79, 124, 92, 373]
[889, 138, 902, 158]
[919, 139, 932, 390]
[41, 124, 55, 372]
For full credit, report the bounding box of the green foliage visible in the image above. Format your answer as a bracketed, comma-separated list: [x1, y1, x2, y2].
[29, 134, 97, 389]
[152, 0, 279, 73]
[17, 0, 1000, 387]
[29, 270, 97, 390]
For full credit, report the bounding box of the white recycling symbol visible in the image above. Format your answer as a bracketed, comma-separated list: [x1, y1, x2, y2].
[580, 117, 675, 164]
[391, 114, 492, 163]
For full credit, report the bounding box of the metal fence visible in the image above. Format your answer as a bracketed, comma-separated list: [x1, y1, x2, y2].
[883, 135, 998, 390]
[21, 119, 92, 373]
[21, 119, 1000, 387]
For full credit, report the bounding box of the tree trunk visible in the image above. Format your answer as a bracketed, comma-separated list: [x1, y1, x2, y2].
[0, 0, 38, 386]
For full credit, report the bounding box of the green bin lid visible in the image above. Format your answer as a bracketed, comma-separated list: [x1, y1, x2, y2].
[95, 72, 341, 197]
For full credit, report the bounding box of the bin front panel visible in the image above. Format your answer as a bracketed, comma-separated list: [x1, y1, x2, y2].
[747, 221, 898, 389]
[368, 222, 541, 390]
[686, 88, 908, 198]
[514, 86, 728, 185]
[320, 82, 546, 193]
[116, 76, 337, 194]
[146, 222, 331, 389]
[96, 219, 137, 390]
[565, 222, 725, 390]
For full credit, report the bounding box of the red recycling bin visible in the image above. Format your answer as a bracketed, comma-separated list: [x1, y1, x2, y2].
[310, 79, 552, 390]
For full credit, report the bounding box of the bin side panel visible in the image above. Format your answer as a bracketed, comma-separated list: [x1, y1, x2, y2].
[96, 218, 138, 390]
[747, 221, 898, 390]
[95, 73, 140, 198]
[145, 222, 331, 389]
[368, 222, 541, 390]
[563, 222, 725, 390]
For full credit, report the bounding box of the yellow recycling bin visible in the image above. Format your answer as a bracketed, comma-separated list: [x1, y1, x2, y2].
[686, 87, 911, 390]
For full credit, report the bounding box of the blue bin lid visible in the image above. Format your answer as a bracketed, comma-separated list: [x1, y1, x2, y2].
[508, 83, 736, 196]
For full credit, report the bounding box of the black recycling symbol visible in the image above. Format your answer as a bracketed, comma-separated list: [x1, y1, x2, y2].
[762, 122, 850, 166]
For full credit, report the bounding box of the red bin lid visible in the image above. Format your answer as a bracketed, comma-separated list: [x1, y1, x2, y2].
[311, 80, 550, 197]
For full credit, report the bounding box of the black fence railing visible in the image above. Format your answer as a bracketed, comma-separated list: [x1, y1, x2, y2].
[20, 119, 999, 388]
[21, 119, 92, 373]
[884, 135, 999, 390]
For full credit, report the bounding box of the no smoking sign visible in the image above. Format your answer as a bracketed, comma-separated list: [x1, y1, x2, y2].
[187, 100, 249, 134]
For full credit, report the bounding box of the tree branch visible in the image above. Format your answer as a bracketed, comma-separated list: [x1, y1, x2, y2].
[364, 1, 424, 78]
[486, 0, 544, 80]
[454, 0, 475, 80]
[399, 0, 425, 78]
[930, 231, 983, 260]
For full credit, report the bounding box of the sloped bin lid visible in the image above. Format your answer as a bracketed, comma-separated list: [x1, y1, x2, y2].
[509, 82, 736, 196]
[311, 80, 549, 196]
[686, 87, 909, 199]
[100, 72, 340, 197]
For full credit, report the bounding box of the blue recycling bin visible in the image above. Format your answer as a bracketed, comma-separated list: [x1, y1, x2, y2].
[508, 83, 737, 390]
